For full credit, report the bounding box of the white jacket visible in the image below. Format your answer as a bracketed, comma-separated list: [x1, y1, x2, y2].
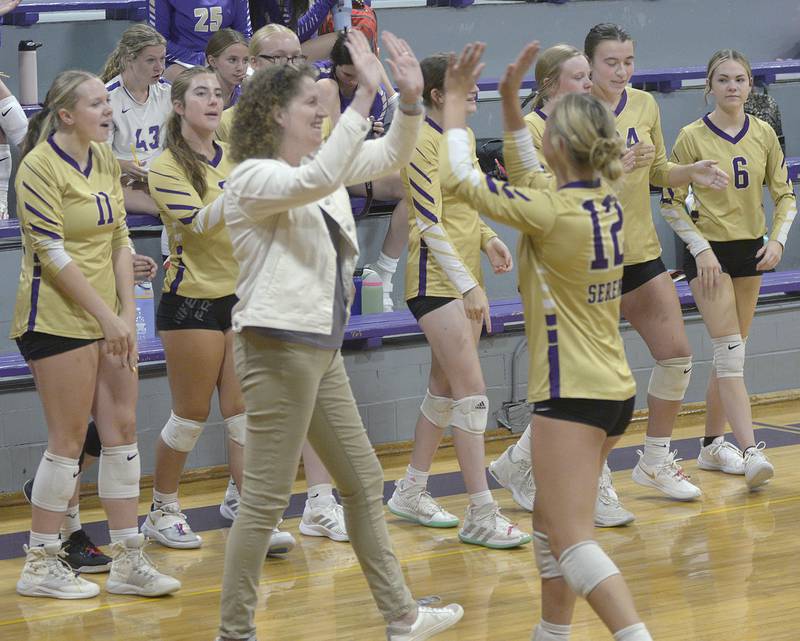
[225, 107, 423, 335]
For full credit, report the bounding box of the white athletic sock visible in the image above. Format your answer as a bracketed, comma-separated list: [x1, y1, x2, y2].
[307, 483, 334, 505]
[532, 619, 571, 640]
[375, 251, 399, 277]
[403, 465, 429, 488]
[109, 527, 140, 545]
[642, 436, 671, 468]
[513, 424, 532, 461]
[29, 531, 60, 548]
[60, 505, 82, 538]
[613, 622, 653, 641]
[469, 490, 493, 508]
[153, 490, 179, 509]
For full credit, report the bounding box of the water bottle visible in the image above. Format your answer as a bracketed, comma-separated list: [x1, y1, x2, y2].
[360, 268, 384, 314]
[134, 282, 155, 341]
[18, 40, 42, 106]
[332, 0, 352, 32]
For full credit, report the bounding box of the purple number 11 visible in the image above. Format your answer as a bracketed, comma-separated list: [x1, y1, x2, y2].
[582, 195, 623, 270]
[94, 192, 114, 226]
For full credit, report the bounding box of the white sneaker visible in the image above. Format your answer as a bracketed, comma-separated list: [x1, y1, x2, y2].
[388, 481, 459, 528]
[267, 522, 296, 557]
[16, 543, 100, 599]
[386, 604, 464, 641]
[142, 503, 203, 549]
[219, 478, 240, 520]
[106, 534, 181, 597]
[300, 496, 349, 542]
[744, 443, 774, 489]
[697, 437, 745, 475]
[488, 444, 534, 512]
[595, 465, 635, 527]
[632, 450, 701, 500]
[458, 502, 532, 549]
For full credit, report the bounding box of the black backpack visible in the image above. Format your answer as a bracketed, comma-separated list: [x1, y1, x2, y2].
[475, 138, 508, 180]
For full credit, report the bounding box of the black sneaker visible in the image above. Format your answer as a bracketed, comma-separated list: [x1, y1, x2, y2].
[61, 530, 112, 574]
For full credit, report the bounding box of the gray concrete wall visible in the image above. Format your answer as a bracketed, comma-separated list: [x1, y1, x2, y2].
[1, 299, 799, 494]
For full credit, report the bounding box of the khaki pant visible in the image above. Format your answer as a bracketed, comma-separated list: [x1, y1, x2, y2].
[219, 330, 416, 639]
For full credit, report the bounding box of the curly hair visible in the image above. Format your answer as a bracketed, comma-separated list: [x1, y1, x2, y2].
[229, 63, 317, 163]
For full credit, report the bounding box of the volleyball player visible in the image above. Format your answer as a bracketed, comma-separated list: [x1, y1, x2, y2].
[318, 31, 407, 311]
[12, 70, 179, 599]
[443, 39, 655, 641]
[148, 0, 252, 82]
[216, 30, 463, 641]
[386, 52, 528, 549]
[216, 23, 350, 543]
[490, 43, 636, 527]
[661, 49, 797, 488]
[205, 28, 250, 109]
[585, 23, 729, 505]
[100, 24, 171, 217]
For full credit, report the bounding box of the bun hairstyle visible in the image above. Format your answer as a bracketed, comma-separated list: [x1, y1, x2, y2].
[21, 70, 98, 159]
[530, 44, 586, 110]
[704, 49, 752, 102]
[420, 53, 450, 108]
[229, 63, 318, 163]
[249, 23, 296, 57]
[100, 24, 166, 83]
[547, 93, 624, 182]
[584, 23, 632, 62]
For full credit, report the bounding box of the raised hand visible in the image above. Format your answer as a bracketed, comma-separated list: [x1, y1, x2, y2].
[0, 0, 20, 18]
[499, 41, 540, 100]
[445, 42, 486, 99]
[382, 31, 423, 105]
[345, 29, 382, 96]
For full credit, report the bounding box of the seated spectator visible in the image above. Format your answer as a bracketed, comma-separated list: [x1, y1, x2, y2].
[249, 0, 340, 61]
[100, 24, 172, 217]
[149, 0, 252, 82]
[205, 28, 250, 109]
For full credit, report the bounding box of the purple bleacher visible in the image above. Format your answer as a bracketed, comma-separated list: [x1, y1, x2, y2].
[0, 271, 798, 379]
[1, 0, 145, 26]
[479, 59, 800, 94]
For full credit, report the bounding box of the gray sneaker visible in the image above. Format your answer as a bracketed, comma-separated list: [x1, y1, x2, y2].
[488, 444, 534, 512]
[106, 534, 181, 597]
[458, 502, 532, 549]
[388, 480, 459, 528]
[142, 503, 203, 549]
[595, 463, 635, 527]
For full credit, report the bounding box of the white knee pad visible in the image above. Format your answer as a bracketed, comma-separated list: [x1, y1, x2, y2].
[225, 413, 247, 447]
[420, 389, 453, 428]
[558, 540, 620, 597]
[160, 411, 204, 452]
[0, 95, 29, 146]
[31, 451, 79, 512]
[712, 334, 745, 379]
[451, 394, 488, 435]
[98, 443, 141, 499]
[533, 531, 562, 579]
[647, 356, 692, 401]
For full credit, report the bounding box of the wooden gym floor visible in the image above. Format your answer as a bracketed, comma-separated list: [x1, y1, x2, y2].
[0, 399, 798, 640]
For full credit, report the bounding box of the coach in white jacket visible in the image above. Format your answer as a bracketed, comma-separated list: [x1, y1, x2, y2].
[216, 32, 464, 641]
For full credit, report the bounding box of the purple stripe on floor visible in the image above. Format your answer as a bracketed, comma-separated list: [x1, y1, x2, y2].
[1, 426, 798, 561]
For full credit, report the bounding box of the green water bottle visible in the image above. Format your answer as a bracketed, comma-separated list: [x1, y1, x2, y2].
[360, 268, 384, 314]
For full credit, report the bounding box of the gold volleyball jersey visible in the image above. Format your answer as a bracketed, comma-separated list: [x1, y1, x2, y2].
[402, 118, 498, 299]
[11, 138, 130, 339]
[663, 115, 797, 244]
[613, 88, 675, 265]
[523, 107, 552, 172]
[149, 142, 238, 299]
[440, 132, 635, 401]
